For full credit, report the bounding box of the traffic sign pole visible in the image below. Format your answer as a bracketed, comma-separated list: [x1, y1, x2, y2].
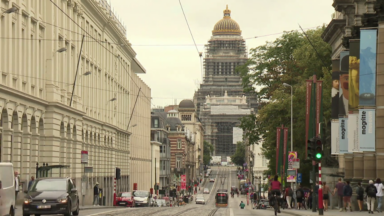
[318, 162, 323, 215]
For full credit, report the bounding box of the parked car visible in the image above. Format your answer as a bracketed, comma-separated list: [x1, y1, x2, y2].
[209, 178, 215, 182]
[115, 192, 135, 207]
[133, 190, 150, 207]
[195, 196, 206, 205]
[0, 163, 15, 216]
[203, 188, 210, 194]
[23, 177, 80, 216]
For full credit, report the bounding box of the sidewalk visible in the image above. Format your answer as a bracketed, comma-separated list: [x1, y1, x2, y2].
[279, 208, 384, 216]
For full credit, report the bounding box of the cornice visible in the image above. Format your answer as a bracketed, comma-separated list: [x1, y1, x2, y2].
[1, 84, 48, 106]
[322, 19, 346, 43]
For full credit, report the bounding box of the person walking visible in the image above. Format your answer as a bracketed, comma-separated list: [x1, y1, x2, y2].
[356, 182, 364, 212]
[342, 181, 353, 212]
[14, 171, 19, 208]
[285, 186, 293, 209]
[307, 188, 313, 210]
[366, 180, 377, 214]
[333, 178, 345, 211]
[322, 182, 330, 211]
[28, 176, 35, 190]
[296, 185, 304, 210]
[93, 182, 100, 206]
[375, 178, 383, 213]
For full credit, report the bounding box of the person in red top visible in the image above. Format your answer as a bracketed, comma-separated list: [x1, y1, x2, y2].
[284, 186, 292, 209]
[269, 175, 282, 213]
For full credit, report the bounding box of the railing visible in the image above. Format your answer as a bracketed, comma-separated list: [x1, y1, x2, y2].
[97, 0, 127, 36]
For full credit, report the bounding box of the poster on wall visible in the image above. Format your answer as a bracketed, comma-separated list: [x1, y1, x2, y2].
[339, 118, 348, 153]
[339, 51, 349, 117]
[358, 109, 375, 151]
[332, 59, 341, 119]
[349, 40, 360, 111]
[331, 120, 339, 154]
[347, 113, 359, 152]
[359, 29, 377, 106]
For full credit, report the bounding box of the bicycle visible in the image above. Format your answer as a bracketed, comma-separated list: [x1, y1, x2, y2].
[271, 191, 281, 215]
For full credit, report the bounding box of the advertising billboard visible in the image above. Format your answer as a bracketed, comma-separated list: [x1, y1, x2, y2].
[349, 40, 360, 111]
[359, 29, 377, 106]
[332, 59, 340, 119]
[288, 151, 298, 169]
[347, 113, 359, 152]
[339, 51, 349, 117]
[339, 118, 348, 153]
[358, 109, 375, 151]
[287, 169, 297, 183]
[331, 120, 339, 154]
[181, 175, 186, 190]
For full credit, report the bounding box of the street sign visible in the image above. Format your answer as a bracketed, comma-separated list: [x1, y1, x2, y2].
[292, 159, 300, 169]
[288, 151, 297, 169]
[297, 173, 302, 183]
[84, 166, 93, 173]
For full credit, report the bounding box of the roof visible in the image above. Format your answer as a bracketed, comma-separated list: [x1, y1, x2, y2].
[179, 99, 195, 109]
[212, 5, 241, 36]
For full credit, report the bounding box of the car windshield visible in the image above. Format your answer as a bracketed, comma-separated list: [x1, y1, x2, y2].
[133, 191, 149, 197]
[30, 179, 67, 192]
[118, 192, 131, 197]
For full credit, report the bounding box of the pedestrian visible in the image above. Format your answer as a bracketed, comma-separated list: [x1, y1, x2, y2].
[28, 176, 35, 190]
[366, 180, 377, 214]
[308, 188, 313, 210]
[239, 201, 245, 209]
[375, 178, 383, 213]
[356, 182, 364, 212]
[14, 171, 19, 208]
[93, 182, 99, 206]
[333, 178, 344, 211]
[313, 181, 319, 211]
[285, 186, 293, 209]
[322, 182, 330, 211]
[296, 185, 304, 210]
[342, 180, 353, 212]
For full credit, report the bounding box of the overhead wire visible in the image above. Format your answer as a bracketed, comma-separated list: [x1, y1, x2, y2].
[178, 0, 200, 56]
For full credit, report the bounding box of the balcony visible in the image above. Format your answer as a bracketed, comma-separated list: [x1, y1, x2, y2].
[173, 168, 186, 174]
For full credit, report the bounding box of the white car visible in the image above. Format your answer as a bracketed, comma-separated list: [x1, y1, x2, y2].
[195, 196, 206, 204]
[210, 178, 215, 182]
[203, 188, 210, 194]
[0, 163, 15, 216]
[133, 190, 150, 207]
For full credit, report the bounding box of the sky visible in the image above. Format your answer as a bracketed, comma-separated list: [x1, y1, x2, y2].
[109, 0, 334, 108]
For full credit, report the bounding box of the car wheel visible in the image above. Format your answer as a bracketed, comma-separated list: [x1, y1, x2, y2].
[64, 202, 72, 216]
[72, 201, 80, 215]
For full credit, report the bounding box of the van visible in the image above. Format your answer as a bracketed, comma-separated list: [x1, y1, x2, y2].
[0, 163, 15, 216]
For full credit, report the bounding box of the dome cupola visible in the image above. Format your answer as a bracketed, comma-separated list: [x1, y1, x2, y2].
[212, 5, 241, 36]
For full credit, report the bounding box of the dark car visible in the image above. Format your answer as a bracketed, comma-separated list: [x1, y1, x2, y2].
[115, 192, 135, 207]
[22, 177, 80, 216]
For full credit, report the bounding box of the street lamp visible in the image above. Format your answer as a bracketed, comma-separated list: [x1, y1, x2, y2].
[57, 47, 67, 53]
[3, 7, 18, 14]
[283, 83, 293, 152]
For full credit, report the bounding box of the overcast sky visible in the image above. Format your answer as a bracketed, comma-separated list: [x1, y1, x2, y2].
[109, 0, 334, 108]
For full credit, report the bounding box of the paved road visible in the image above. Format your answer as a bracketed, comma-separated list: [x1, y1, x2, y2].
[17, 167, 335, 216]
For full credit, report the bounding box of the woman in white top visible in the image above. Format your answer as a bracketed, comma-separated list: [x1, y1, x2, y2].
[375, 178, 383, 213]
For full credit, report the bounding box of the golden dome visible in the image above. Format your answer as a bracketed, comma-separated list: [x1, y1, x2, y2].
[212, 5, 241, 36]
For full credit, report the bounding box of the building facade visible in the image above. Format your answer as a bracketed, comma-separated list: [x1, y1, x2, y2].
[199, 91, 253, 157]
[0, 0, 150, 205]
[194, 6, 257, 157]
[178, 99, 204, 180]
[150, 111, 170, 194]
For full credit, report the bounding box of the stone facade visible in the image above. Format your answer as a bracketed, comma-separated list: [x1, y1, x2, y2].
[194, 6, 257, 158]
[0, 0, 150, 205]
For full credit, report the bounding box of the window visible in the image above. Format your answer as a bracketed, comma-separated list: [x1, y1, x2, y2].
[181, 115, 191, 121]
[162, 161, 166, 170]
[177, 139, 182, 149]
[160, 146, 162, 153]
[176, 158, 181, 168]
[154, 119, 159, 128]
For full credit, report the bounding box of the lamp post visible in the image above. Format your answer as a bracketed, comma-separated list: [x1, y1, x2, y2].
[283, 83, 293, 152]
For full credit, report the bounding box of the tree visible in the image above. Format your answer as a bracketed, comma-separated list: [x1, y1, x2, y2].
[236, 27, 332, 185]
[203, 141, 214, 165]
[231, 142, 246, 166]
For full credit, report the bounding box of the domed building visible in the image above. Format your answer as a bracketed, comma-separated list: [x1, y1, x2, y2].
[194, 6, 258, 157]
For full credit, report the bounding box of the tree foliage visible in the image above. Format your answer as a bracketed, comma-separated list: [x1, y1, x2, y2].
[231, 142, 246, 166]
[237, 27, 332, 185]
[203, 141, 214, 165]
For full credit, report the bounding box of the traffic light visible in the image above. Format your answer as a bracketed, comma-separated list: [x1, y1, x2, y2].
[314, 137, 323, 161]
[307, 137, 316, 159]
[115, 167, 121, 179]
